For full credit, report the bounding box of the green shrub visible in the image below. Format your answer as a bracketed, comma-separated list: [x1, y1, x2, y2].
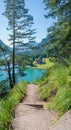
[0, 81, 27, 130]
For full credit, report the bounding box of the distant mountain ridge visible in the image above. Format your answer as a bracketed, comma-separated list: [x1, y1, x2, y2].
[0, 39, 11, 51]
[36, 37, 48, 48]
[28, 41, 38, 47]
[23, 37, 48, 56]
[0, 37, 48, 56]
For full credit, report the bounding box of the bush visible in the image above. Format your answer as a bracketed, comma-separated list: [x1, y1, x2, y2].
[0, 81, 27, 130]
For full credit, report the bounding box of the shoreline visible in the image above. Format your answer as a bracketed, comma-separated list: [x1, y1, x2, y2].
[26, 65, 46, 70]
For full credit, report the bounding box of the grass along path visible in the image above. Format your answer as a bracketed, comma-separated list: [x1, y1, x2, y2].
[0, 82, 27, 130]
[12, 84, 56, 130]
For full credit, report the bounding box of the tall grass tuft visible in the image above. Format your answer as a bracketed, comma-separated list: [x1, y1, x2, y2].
[52, 86, 71, 116]
[39, 63, 71, 116]
[0, 81, 27, 130]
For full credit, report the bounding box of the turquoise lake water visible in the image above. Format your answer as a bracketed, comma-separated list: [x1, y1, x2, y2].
[0, 67, 45, 83]
[17, 67, 45, 83]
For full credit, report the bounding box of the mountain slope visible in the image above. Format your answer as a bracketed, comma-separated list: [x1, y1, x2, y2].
[0, 39, 11, 51]
[23, 37, 48, 56]
[37, 37, 48, 48]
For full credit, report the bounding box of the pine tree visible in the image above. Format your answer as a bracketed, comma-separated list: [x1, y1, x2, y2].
[43, 0, 71, 62]
[4, 0, 35, 86]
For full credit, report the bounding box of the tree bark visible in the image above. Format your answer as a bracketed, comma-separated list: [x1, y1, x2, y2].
[12, 1, 16, 85]
[1, 48, 13, 88]
[7, 62, 13, 89]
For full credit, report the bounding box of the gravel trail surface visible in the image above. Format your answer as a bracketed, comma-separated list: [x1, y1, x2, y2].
[12, 84, 56, 130]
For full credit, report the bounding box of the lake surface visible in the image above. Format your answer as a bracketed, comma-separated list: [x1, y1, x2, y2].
[17, 67, 45, 83]
[0, 67, 45, 83]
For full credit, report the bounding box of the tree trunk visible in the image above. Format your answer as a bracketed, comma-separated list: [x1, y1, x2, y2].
[2, 48, 13, 89]
[12, 1, 16, 86]
[7, 62, 13, 89]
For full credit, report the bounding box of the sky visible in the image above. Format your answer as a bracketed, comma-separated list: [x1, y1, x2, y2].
[0, 0, 54, 46]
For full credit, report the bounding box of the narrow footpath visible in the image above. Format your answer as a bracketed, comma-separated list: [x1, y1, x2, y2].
[12, 84, 56, 130]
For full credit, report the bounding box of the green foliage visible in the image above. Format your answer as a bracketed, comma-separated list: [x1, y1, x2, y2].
[39, 63, 71, 116]
[34, 58, 54, 69]
[0, 82, 27, 130]
[43, 0, 71, 61]
[3, 0, 35, 85]
[38, 85, 50, 101]
[54, 87, 71, 116]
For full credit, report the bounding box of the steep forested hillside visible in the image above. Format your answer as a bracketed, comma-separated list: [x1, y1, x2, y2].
[43, 0, 71, 63]
[38, 0, 71, 117]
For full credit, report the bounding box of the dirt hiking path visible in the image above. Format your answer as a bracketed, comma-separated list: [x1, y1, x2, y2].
[12, 84, 56, 130]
